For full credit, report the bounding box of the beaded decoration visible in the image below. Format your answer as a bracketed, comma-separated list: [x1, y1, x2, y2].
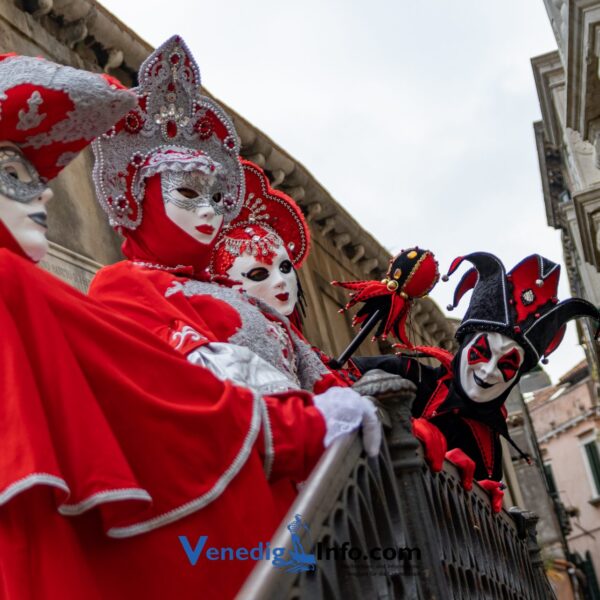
[92, 35, 244, 230]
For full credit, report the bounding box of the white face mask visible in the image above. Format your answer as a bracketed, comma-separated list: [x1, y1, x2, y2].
[458, 331, 524, 403]
[0, 142, 53, 262]
[227, 244, 299, 316]
[161, 170, 224, 245]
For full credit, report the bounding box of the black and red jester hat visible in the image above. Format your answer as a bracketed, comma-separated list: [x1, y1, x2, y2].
[444, 252, 600, 371]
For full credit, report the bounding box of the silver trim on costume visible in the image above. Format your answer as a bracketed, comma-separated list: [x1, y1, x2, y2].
[260, 399, 274, 481]
[92, 36, 244, 230]
[58, 489, 152, 516]
[0, 54, 136, 149]
[0, 146, 46, 203]
[107, 392, 262, 538]
[0, 473, 69, 505]
[0, 473, 152, 517]
[187, 342, 298, 395]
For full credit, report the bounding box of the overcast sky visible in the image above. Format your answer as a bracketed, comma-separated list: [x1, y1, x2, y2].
[100, 0, 582, 383]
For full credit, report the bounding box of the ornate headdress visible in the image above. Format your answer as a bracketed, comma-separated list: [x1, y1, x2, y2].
[445, 252, 600, 368]
[210, 160, 309, 274]
[0, 53, 135, 181]
[92, 35, 244, 230]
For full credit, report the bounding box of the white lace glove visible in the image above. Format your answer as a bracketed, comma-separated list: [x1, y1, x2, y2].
[313, 387, 381, 457]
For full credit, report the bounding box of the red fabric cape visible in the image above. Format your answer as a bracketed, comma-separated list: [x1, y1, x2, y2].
[0, 250, 275, 597]
[0, 237, 326, 598]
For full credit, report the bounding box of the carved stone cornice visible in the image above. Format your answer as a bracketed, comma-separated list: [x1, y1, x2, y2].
[545, 0, 569, 57]
[564, 0, 600, 140]
[531, 51, 564, 147]
[534, 121, 567, 230]
[573, 183, 600, 269]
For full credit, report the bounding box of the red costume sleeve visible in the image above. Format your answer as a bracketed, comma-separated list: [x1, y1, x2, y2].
[260, 392, 326, 483]
[89, 261, 230, 342]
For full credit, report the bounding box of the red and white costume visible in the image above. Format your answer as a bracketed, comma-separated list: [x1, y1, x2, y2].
[89, 36, 379, 530]
[209, 159, 351, 393]
[0, 51, 325, 599]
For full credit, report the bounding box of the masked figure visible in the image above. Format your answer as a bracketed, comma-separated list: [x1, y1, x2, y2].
[210, 159, 308, 321]
[0, 53, 136, 260]
[88, 34, 380, 541]
[209, 159, 351, 388]
[355, 252, 600, 487]
[0, 48, 374, 600]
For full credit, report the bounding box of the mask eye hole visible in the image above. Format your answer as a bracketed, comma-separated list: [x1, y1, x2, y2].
[498, 348, 522, 382]
[176, 187, 199, 199]
[467, 333, 491, 365]
[212, 192, 222, 204]
[5, 166, 19, 180]
[279, 260, 292, 274]
[242, 267, 269, 282]
[2, 163, 29, 182]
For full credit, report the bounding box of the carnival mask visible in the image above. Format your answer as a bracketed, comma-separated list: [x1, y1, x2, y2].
[458, 331, 524, 403]
[161, 170, 225, 244]
[227, 243, 299, 316]
[0, 142, 53, 261]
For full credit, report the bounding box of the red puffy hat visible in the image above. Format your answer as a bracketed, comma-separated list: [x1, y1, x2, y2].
[211, 160, 309, 274]
[0, 53, 136, 181]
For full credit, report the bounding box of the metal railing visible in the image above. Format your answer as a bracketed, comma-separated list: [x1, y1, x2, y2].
[237, 371, 556, 600]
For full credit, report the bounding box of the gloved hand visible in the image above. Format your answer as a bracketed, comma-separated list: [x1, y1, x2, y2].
[411, 418, 447, 472]
[446, 448, 476, 491]
[313, 387, 381, 457]
[478, 479, 505, 514]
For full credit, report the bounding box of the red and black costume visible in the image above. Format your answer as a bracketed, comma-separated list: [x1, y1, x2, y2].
[355, 349, 507, 480]
[353, 252, 600, 482]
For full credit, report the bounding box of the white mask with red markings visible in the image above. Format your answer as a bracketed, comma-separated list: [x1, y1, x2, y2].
[458, 331, 524, 403]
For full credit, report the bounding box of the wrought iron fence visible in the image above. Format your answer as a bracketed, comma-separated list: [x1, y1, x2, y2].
[237, 371, 556, 600]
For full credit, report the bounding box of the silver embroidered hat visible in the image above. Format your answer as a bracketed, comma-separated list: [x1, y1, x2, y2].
[0, 53, 136, 181]
[91, 35, 244, 230]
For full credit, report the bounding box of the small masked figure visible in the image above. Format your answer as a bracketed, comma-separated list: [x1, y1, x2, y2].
[210, 159, 308, 322]
[210, 159, 356, 391]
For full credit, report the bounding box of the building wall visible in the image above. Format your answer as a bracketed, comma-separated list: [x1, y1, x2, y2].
[0, 0, 455, 359]
[506, 382, 567, 555]
[534, 2, 600, 381]
[530, 376, 600, 577]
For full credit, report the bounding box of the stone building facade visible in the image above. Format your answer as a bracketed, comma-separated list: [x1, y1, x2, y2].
[0, 0, 455, 359]
[529, 361, 600, 597]
[533, 0, 600, 380]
